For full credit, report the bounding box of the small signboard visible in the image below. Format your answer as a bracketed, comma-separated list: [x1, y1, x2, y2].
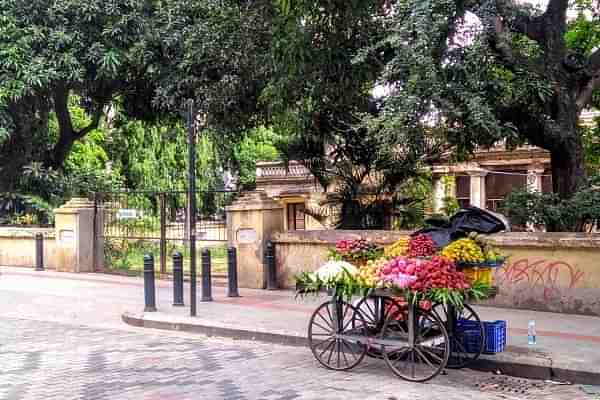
[116, 209, 138, 219]
[59, 229, 75, 245]
[237, 228, 257, 244]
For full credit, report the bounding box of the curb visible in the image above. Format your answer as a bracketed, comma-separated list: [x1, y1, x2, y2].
[122, 312, 308, 347]
[122, 313, 600, 385]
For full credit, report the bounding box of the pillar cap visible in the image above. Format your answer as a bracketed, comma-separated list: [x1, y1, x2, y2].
[54, 197, 95, 214]
[226, 190, 283, 212]
[465, 168, 488, 177]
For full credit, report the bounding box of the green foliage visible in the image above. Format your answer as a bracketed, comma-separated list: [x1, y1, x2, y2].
[295, 269, 490, 307]
[0, 193, 54, 225]
[392, 175, 432, 230]
[0, 0, 158, 187]
[0, 0, 276, 192]
[104, 238, 228, 274]
[441, 196, 460, 218]
[582, 121, 600, 172]
[267, 0, 448, 229]
[352, 0, 599, 201]
[233, 126, 280, 189]
[566, 14, 600, 54]
[503, 175, 600, 232]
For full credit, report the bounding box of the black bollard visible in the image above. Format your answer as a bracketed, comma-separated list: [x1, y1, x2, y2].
[143, 254, 157, 312]
[35, 233, 44, 271]
[201, 248, 212, 301]
[172, 252, 184, 306]
[265, 242, 277, 290]
[227, 247, 239, 297]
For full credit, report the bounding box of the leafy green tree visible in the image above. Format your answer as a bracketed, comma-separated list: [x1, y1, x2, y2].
[233, 126, 280, 189]
[0, 0, 157, 190]
[267, 0, 440, 228]
[149, 0, 276, 148]
[503, 175, 600, 232]
[0, 0, 276, 192]
[363, 0, 600, 201]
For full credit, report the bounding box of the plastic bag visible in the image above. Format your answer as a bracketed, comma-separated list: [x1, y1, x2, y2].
[414, 206, 509, 249]
[450, 207, 509, 235]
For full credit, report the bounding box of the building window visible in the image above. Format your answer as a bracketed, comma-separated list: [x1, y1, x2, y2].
[287, 203, 306, 230]
[542, 172, 553, 193]
[485, 170, 527, 212]
[456, 176, 470, 208]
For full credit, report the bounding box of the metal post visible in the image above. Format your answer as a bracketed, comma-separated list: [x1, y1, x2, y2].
[187, 99, 197, 317]
[201, 248, 212, 301]
[159, 193, 167, 275]
[265, 242, 277, 290]
[408, 302, 415, 347]
[446, 303, 456, 340]
[172, 252, 184, 306]
[35, 233, 44, 271]
[143, 254, 157, 312]
[227, 247, 239, 297]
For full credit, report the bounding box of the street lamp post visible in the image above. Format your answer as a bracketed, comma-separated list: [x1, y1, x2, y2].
[186, 99, 197, 317]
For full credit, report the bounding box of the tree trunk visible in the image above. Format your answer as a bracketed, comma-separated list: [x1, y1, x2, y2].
[45, 132, 76, 170]
[45, 86, 75, 170]
[550, 134, 586, 200]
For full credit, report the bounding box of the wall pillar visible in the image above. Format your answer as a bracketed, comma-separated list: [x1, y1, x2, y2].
[432, 166, 451, 214]
[54, 197, 96, 273]
[432, 176, 446, 214]
[467, 168, 488, 209]
[226, 191, 284, 289]
[527, 165, 545, 193]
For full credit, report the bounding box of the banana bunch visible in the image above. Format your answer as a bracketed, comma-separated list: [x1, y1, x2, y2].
[384, 238, 409, 259]
[441, 238, 485, 263]
[467, 232, 502, 262]
[357, 258, 387, 288]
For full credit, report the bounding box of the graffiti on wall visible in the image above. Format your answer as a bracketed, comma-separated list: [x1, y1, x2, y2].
[495, 259, 585, 301]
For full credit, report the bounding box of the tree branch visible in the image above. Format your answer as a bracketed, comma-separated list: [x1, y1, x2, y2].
[586, 48, 600, 75]
[574, 48, 600, 111]
[576, 72, 600, 112]
[53, 83, 74, 139]
[541, 0, 568, 58]
[487, 16, 520, 70]
[496, 103, 562, 149]
[544, 0, 569, 25]
[494, 0, 545, 43]
[74, 107, 103, 140]
[486, 15, 543, 74]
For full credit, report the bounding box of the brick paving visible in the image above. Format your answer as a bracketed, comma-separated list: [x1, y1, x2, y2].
[0, 267, 599, 399]
[0, 317, 596, 400]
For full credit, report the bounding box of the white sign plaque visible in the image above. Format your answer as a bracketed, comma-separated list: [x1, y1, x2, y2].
[59, 230, 75, 245]
[116, 209, 138, 219]
[237, 228, 257, 244]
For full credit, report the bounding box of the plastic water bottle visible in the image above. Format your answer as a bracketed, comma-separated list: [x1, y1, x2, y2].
[528, 320, 536, 345]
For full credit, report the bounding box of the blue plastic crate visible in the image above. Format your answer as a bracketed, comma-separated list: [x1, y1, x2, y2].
[453, 329, 481, 353]
[455, 319, 507, 354]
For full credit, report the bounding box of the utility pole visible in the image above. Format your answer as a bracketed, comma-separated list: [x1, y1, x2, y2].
[186, 99, 197, 317]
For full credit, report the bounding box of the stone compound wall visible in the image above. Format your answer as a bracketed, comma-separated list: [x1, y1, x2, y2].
[272, 230, 600, 316]
[0, 227, 58, 269]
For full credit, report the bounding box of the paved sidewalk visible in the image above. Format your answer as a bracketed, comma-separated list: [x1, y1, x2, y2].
[3, 266, 600, 385]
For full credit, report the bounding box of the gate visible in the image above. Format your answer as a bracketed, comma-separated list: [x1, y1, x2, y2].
[95, 190, 237, 275]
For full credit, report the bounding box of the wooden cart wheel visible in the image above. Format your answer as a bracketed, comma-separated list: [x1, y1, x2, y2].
[352, 296, 406, 358]
[381, 307, 449, 382]
[308, 300, 368, 371]
[431, 303, 485, 369]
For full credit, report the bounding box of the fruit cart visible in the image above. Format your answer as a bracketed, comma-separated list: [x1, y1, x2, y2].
[307, 289, 452, 382]
[353, 294, 487, 369]
[306, 288, 497, 382]
[299, 209, 509, 383]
